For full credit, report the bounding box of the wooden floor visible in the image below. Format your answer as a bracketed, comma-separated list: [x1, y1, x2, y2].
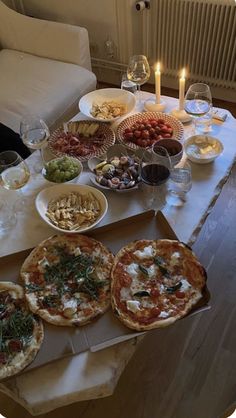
[0, 91, 236, 418]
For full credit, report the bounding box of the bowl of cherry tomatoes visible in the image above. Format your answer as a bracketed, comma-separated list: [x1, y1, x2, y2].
[116, 112, 184, 150]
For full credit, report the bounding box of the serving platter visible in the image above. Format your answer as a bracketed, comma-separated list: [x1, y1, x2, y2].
[48, 120, 115, 162]
[87, 146, 142, 193]
[116, 112, 184, 151]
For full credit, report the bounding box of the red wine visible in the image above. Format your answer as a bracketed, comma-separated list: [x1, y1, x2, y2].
[141, 164, 170, 186]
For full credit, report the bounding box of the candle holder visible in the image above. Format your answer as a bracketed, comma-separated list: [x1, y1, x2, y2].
[144, 97, 167, 112]
[170, 108, 192, 123]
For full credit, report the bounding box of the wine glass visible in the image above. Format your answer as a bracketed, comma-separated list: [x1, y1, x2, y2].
[184, 83, 212, 134]
[166, 159, 192, 207]
[127, 55, 150, 107]
[0, 150, 31, 213]
[20, 116, 50, 173]
[140, 146, 171, 210]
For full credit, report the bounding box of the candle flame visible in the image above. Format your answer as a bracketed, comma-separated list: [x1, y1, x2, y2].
[181, 68, 186, 79]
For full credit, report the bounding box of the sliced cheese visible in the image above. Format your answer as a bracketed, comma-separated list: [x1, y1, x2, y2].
[126, 300, 141, 313]
[134, 246, 155, 259]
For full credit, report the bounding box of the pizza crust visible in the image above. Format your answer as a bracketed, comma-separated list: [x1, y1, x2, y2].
[0, 282, 44, 381]
[111, 239, 207, 331]
[20, 234, 114, 326]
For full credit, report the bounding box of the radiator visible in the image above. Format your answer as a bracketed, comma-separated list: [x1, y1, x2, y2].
[147, 0, 236, 89]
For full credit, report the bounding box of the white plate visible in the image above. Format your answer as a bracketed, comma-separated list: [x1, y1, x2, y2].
[35, 184, 108, 233]
[79, 88, 136, 122]
[184, 135, 224, 164]
[87, 145, 141, 193]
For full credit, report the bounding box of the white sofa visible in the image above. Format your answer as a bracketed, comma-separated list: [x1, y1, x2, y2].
[0, 1, 97, 133]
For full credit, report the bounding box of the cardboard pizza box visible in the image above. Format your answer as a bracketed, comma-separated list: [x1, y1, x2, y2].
[0, 210, 210, 375]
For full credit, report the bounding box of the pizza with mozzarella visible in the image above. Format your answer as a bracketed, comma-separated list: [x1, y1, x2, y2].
[0, 282, 44, 380]
[20, 235, 114, 326]
[111, 239, 207, 331]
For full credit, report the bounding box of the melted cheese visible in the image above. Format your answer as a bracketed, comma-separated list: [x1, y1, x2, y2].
[134, 246, 155, 259]
[120, 287, 131, 301]
[73, 247, 81, 256]
[62, 298, 78, 318]
[125, 263, 139, 277]
[169, 252, 181, 267]
[126, 300, 141, 313]
[180, 278, 191, 291]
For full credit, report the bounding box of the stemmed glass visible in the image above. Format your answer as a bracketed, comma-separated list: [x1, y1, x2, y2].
[127, 55, 150, 106]
[140, 146, 171, 210]
[184, 83, 212, 134]
[20, 116, 50, 173]
[0, 150, 31, 213]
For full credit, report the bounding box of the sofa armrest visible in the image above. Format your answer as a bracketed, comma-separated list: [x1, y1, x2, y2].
[0, 1, 91, 70]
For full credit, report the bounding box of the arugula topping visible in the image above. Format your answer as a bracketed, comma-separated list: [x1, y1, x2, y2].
[25, 283, 43, 292]
[154, 256, 170, 277]
[0, 309, 34, 353]
[42, 295, 60, 308]
[139, 265, 149, 276]
[43, 247, 107, 301]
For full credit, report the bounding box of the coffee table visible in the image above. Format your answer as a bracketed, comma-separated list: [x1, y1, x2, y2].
[0, 92, 235, 415]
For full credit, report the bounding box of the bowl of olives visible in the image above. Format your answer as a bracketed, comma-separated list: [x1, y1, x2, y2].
[42, 156, 83, 184]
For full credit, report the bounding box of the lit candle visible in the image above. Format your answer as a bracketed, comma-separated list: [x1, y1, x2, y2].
[155, 62, 161, 104]
[179, 68, 186, 110]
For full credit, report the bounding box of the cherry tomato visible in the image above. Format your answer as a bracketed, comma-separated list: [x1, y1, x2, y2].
[150, 288, 160, 298]
[151, 307, 161, 317]
[141, 139, 148, 147]
[124, 128, 132, 134]
[162, 133, 172, 138]
[149, 128, 156, 136]
[142, 130, 150, 139]
[124, 132, 134, 140]
[134, 130, 141, 138]
[175, 291, 185, 299]
[136, 138, 143, 146]
[158, 119, 165, 125]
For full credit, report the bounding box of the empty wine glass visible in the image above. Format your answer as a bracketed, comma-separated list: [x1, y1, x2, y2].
[0, 150, 31, 213]
[20, 116, 50, 173]
[127, 55, 150, 106]
[184, 83, 212, 134]
[140, 146, 171, 210]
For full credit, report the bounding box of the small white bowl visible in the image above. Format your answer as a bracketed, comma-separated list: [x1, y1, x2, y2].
[79, 88, 136, 122]
[35, 184, 108, 233]
[184, 135, 223, 164]
[42, 156, 83, 184]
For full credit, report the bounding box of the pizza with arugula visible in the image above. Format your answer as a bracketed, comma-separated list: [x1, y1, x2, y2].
[0, 282, 44, 380]
[20, 235, 114, 326]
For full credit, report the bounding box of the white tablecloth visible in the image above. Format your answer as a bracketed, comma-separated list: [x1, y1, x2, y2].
[0, 93, 235, 415]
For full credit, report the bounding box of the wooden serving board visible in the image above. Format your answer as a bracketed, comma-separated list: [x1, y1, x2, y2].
[0, 210, 210, 376]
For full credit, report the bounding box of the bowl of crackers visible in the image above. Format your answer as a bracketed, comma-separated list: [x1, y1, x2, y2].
[78, 88, 136, 122]
[35, 184, 108, 233]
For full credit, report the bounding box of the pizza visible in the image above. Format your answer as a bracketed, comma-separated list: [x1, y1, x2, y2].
[20, 235, 114, 326]
[0, 282, 44, 380]
[111, 239, 207, 331]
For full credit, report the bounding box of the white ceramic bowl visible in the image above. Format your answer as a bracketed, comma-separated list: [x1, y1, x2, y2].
[79, 88, 136, 122]
[42, 156, 83, 184]
[184, 135, 224, 164]
[35, 184, 108, 233]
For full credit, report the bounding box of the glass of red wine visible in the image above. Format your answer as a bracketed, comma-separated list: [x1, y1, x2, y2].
[140, 146, 171, 210]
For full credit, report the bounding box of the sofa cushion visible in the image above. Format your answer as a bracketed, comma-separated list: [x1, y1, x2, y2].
[0, 49, 96, 133]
